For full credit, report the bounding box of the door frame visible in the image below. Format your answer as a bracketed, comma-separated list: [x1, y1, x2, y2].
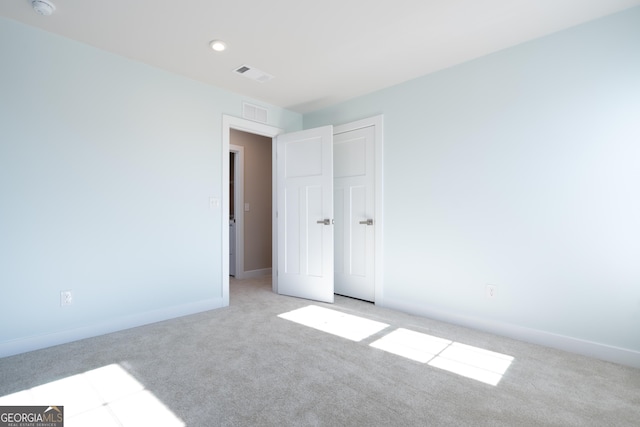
[229, 144, 244, 278]
[333, 115, 384, 305]
[222, 115, 283, 306]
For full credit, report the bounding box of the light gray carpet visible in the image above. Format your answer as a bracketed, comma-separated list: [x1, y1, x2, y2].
[1, 276, 639, 426]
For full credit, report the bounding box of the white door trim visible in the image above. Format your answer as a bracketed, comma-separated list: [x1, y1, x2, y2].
[229, 144, 244, 278]
[222, 115, 283, 306]
[333, 115, 384, 305]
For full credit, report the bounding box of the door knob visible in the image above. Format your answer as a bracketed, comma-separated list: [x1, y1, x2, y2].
[359, 219, 374, 226]
[316, 219, 332, 225]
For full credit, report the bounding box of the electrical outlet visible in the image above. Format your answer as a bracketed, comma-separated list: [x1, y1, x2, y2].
[60, 290, 73, 307]
[486, 285, 497, 299]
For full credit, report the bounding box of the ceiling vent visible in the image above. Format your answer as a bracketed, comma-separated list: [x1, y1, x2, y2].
[242, 102, 268, 124]
[234, 65, 274, 83]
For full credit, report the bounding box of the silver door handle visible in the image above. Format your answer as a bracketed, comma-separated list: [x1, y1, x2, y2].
[317, 219, 332, 225]
[359, 219, 374, 226]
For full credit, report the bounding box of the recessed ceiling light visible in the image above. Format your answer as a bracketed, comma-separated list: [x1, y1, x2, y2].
[209, 40, 226, 52]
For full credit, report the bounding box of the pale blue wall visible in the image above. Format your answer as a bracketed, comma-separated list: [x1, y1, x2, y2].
[0, 17, 301, 356]
[305, 8, 640, 363]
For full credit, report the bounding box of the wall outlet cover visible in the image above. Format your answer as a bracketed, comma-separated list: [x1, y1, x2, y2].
[60, 290, 73, 307]
[486, 285, 497, 299]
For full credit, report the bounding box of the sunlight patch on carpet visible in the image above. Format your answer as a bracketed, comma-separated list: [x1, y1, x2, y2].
[370, 328, 514, 386]
[277, 306, 514, 386]
[428, 342, 514, 386]
[278, 305, 389, 342]
[369, 328, 452, 362]
[0, 363, 185, 426]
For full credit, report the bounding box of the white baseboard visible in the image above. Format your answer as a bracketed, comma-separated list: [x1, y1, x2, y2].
[382, 297, 640, 369]
[0, 297, 225, 359]
[239, 268, 272, 279]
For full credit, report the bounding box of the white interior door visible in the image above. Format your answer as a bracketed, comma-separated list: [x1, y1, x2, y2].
[276, 126, 334, 303]
[334, 125, 376, 301]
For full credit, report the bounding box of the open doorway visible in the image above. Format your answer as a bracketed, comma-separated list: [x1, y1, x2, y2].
[221, 116, 283, 306]
[229, 130, 272, 280]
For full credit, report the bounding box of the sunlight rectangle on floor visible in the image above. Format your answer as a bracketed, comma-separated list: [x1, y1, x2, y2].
[278, 305, 389, 342]
[369, 329, 514, 386]
[429, 343, 514, 386]
[0, 363, 185, 426]
[369, 328, 452, 363]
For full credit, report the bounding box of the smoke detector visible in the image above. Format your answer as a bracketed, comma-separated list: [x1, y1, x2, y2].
[32, 0, 56, 16]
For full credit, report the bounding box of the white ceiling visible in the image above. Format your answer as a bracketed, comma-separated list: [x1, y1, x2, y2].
[2, 0, 639, 113]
